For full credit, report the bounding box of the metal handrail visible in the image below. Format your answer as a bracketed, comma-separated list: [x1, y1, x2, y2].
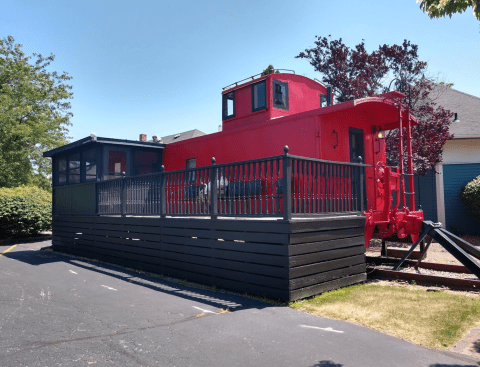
[85, 149, 368, 219]
[222, 69, 296, 91]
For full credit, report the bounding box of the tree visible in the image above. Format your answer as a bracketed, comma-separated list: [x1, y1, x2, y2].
[417, 0, 480, 21]
[261, 65, 279, 76]
[296, 36, 453, 175]
[0, 36, 72, 190]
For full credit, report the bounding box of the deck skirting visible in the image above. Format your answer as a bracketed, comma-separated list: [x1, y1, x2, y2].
[52, 215, 366, 301]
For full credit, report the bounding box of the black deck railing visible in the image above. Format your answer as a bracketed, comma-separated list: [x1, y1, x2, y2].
[94, 147, 366, 220]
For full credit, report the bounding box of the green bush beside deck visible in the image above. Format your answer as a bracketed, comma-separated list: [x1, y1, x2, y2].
[0, 186, 51, 238]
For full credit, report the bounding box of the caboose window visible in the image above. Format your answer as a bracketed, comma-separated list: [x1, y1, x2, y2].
[320, 94, 327, 108]
[186, 158, 196, 183]
[251, 80, 266, 112]
[273, 80, 288, 110]
[222, 91, 235, 120]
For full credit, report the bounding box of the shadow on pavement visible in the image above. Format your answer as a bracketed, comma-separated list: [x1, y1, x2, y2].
[3, 245, 276, 312]
[310, 361, 343, 367]
[473, 340, 480, 353]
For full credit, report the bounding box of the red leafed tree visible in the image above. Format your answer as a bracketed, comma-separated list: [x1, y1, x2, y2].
[296, 36, 453, 175]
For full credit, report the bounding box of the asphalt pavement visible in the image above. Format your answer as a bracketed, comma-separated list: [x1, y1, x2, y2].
[0, 240, 478, 367]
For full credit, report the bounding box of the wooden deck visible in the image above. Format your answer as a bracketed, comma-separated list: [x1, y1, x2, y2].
[52, 214, 366, 301]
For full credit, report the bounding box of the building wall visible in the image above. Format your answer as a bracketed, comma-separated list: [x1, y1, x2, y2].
[435, 138, 480, 234]
[442, 139, 480, 163]
[443, 163, 480, 235]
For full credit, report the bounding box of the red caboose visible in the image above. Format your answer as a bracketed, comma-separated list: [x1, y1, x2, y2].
[163, 70, 424, 245]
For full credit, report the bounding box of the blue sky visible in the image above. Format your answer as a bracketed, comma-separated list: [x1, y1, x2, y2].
[2, 0, 479, 142]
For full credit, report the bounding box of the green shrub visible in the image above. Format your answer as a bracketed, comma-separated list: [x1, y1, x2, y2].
[0, 186, 52, 238]
[461, 175, 480, 223]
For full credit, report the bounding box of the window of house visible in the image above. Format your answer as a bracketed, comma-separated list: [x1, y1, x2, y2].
[134, 150, 159, 175]
[273, 80, 288, 110]
[84, 148, 97, 181]
[222, 91, 235, 120]
[252, 80, 266, 112]
[108, 150, 127, 177]
[68, 153, 81, 183]
[58, 157, 67, 184]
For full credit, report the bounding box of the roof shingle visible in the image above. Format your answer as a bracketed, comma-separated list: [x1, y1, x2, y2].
[429, 84, 480, 139]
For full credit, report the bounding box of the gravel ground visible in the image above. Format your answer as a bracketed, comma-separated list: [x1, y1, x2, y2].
[367, 236, 480, 266]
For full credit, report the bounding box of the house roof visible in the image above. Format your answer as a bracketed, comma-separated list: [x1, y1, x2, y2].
[429, 84, 480, 139]
[159, 129, 206, 144]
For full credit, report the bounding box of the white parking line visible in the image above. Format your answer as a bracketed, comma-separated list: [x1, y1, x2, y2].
[69, 270, 78, 274]
[300, 325, 344, 333]
[101, 285, 117, 291]
[192, 306, 215, 314]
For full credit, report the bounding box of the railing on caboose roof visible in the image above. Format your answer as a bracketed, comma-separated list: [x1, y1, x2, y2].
[54, 147, 367, 220]
[222, 69, 296, 91]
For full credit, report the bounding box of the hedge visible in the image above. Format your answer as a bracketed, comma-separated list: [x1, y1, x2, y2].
[0, 186, 51, 238]
[461, 175, 480, 223]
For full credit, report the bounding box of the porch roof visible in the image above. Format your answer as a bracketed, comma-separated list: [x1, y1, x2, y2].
[43, 136, 166, 158]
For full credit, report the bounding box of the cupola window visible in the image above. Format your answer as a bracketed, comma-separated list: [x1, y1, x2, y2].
[251, 80, 266, 112]
[222, 91, 235, 120]
[273, 80, 288, 110]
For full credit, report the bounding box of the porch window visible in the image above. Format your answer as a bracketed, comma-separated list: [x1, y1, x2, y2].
[273, 80, 288, 110]
[84, 148, 97, 181]
[222, 91, 235, 120]
[252, 80, 266, 112]
[134, 150, 159, 175]
[58, 157, 67, 184]
[68, 153, 81, 183]
[108, 150, 127, 177]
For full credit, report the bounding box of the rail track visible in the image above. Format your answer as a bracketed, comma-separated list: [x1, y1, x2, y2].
[366, 256, 480, 292]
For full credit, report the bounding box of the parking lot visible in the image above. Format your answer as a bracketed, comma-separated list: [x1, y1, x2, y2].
[0, 241, 477, 367]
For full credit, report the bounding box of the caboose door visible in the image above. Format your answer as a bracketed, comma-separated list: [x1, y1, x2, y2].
[349, 127, 366, 209]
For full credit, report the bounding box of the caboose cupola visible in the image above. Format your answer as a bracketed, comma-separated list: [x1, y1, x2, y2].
[221, 70, 328, 132]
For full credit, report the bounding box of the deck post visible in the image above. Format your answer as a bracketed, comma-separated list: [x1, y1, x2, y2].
[283, 146, 291, 221]
[211, 157, 218, 219]
[94, 182, 98, 215]
[121, 173, 126, 216]
[159, 165, 165, 217]
[359, 157, 365, 211]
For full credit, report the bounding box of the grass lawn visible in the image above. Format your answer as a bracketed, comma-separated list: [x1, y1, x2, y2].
[290, 282, 480, 348]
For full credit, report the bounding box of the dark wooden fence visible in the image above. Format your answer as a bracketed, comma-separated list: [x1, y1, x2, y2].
[52, 214, 366, 301]
[89, 147, 366, 219]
